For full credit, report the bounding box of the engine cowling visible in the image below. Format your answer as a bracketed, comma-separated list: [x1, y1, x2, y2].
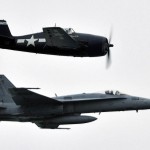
[77, 33, 109, 57]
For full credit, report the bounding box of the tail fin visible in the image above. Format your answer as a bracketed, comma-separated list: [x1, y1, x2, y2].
[0, 75, 15, 103]
[0, 20, 14, 47]
[0, 20, 12, 38]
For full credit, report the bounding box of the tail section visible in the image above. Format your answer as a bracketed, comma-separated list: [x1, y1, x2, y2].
[0, 20, 15, 47]
[0, 20, 12, 38]
[0, 75, 15, 103]
[0, 75, 15, 89]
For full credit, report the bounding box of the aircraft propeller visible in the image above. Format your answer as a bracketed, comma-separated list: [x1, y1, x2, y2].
[106, 29, 113, 68]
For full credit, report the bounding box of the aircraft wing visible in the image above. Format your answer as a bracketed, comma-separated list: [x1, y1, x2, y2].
[9, 88, 61, 106]
[43, 27, 80, 49]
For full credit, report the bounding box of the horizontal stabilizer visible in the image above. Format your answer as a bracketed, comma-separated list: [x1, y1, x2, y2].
[0, 35, 15, 47]
[9, 88, 61, 106]
[18, 87, 40, 90]
[0, 106, 6, 109]
[43, 27, 79, 49]
[0, 35, 14, 40]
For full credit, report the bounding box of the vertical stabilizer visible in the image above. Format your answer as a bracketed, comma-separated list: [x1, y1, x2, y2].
[0, 75, 15, 103]
[0, 20, 12, 38]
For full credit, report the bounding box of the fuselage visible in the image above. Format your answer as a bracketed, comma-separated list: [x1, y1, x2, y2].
[1, 32, 108, 57]
[0, 20, 112, 58]
[0, 92, 150, 122]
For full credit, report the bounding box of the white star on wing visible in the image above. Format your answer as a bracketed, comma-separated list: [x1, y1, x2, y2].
[26, 35, 38, 47]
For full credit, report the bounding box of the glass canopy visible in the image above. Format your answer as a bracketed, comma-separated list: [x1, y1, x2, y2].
[64, 28, 75, 35]
[105, 90, 121, 95]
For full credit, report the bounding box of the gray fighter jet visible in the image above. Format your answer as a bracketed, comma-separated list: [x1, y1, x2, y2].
[0, 75, 149, 129]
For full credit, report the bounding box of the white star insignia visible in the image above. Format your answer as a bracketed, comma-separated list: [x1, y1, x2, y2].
[26, 35, 38, 47]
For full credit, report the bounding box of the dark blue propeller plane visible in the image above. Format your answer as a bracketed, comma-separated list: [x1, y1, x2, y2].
[0, 20, 113, 65]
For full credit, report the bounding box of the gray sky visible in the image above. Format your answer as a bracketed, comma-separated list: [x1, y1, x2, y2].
[0, 0, 150, 149]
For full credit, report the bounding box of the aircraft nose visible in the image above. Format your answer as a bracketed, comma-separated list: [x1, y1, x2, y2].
[102, 38, 114, 68]
[102, 38, 114, 54]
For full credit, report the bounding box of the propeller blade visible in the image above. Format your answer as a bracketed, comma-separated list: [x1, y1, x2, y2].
[106, 49, 111, 68]
[108, 27, 113, 44]
[106, 27, 113, 68]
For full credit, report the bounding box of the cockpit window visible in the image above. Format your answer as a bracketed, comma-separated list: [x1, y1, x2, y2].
[105, 90, 121, 95]
[64, 28, 75, 35]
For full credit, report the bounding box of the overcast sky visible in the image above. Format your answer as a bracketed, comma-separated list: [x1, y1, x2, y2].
[0, 0, 150, 150]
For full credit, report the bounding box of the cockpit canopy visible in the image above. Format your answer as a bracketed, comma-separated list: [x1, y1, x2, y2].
[64, 28, 75, 35]
[105, 90, 121, 95]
